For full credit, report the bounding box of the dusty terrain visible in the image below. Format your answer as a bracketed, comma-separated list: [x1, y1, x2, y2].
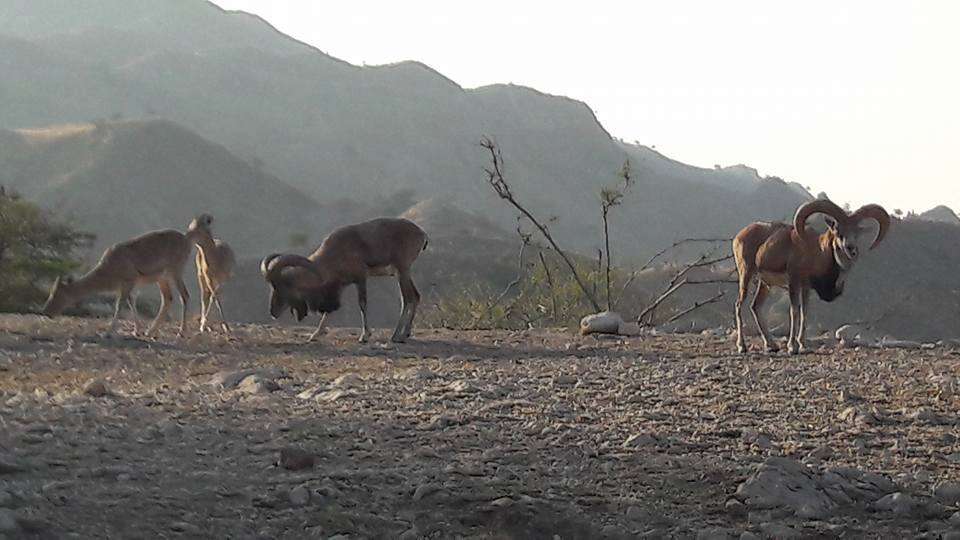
[2, 315, 960, 539]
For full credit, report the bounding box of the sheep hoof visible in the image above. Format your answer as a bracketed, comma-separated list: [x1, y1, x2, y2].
[736, 343, 747, 354]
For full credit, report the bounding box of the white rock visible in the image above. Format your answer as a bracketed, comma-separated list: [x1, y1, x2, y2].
[207, 368, 284, 389]
[579, 311, 624, 336]
[236, 375, 279, 395]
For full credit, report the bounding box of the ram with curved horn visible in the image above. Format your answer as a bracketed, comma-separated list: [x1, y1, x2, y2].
[732, 198, 891, 355]
[260, 218, 428, 343]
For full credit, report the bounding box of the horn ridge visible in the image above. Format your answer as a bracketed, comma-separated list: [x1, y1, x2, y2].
[850, 204, 891, 249]
[793, 199, 849, 235]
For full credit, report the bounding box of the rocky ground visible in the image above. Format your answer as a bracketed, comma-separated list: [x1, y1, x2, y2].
[3, 315, 960, 539]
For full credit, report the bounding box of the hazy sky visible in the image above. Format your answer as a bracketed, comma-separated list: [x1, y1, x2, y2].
[215, 1, 958, 213]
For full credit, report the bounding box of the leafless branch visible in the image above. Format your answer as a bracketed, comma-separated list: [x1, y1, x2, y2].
[481, 137, 601, 311]
[538, 250, 558, 320]
[685, 278, 738, 285]
[615, 237, 732, 305]
[665, 290, 727, 324]
[489, 223, 532, 310]
[602, 159, 633, 310]
[635, 251, 733, 326]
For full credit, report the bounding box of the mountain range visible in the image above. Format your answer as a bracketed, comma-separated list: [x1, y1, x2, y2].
[1, 0, 958, 339]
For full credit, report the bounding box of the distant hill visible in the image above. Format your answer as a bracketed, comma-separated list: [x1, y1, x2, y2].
[0, 119, 327, 256]
[0, 0, 811, 261]
[914, 205, 960, 225]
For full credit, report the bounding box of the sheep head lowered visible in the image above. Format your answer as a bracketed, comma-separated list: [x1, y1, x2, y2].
[260, 254, 342, 321]
[733, 198, 891, 355]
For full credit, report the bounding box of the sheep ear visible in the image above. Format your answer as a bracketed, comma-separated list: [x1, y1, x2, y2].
[63, 276, 75, 285]
[824, 216, 837, 231]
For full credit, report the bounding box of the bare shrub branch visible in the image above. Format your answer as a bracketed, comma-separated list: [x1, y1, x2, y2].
[616, 237, 731, 307]
[481, 137, 601, 311]
[665, 290, 726, 324]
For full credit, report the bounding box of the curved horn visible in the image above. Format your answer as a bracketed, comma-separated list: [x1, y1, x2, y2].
[793, 199, 849, 234]
[263, 254, 318, 282]
[260, 253, 282, 277]
[849, 204, 891, 249]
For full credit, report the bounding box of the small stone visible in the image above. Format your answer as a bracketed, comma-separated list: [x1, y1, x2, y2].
[315, 389, 356, 402]
[490, 497, 513, 508]
[623, 433, 660, 448]
[447, 380, 476, 393]
[332, 374, 362, 388]
[236, 375, 279, 394]
[724, 498, 746, 516]
[398, 526, 419, 540]
[625, 505, 645, 521]
[0, 491, 12, 508]
[0, 459, 25, 475]
[428, 414, 456, 429]
[208, 368, 283, 390]
[874, 492, 917, 515]
[741, 429, 773, 449]
[0, 509, 16, 533]
[759, 523, 801, 539]
[934, 482, 960, 505]
[695, 528, 734, 540]
[279, 447, 315, 471]
[739, 533, 760, 540]
[169, 522, 200, 535]
[401, 367, 436, 381]
[289, 485, 310, 506]
[806, 444, 833, 461]
[949, 511, 960, 525]
[412, 483, 439, 501]
[83, 378, 111, 397]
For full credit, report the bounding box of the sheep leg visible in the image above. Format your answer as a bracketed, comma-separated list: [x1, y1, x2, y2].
[735, 267, 755, 354]
[146, 280, 173, 336]
[199, 282, 212, 333]
[797, 286, 810, 352]
[750, 282, 778, 352]
[787, 279, 802, 355]
[127, 289, 141, 335]
[109, 285, 128, 333]
[400, 277, 420, 340]
[356, 279, 371, 343]
[307, 313, 328, 342]
[393, 271, 420, 342]
[173, 274, 190, 337]
[211, 289, 230, 335]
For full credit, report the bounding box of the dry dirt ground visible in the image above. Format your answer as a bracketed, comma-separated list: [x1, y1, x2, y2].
[3, 315, 960, 539]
